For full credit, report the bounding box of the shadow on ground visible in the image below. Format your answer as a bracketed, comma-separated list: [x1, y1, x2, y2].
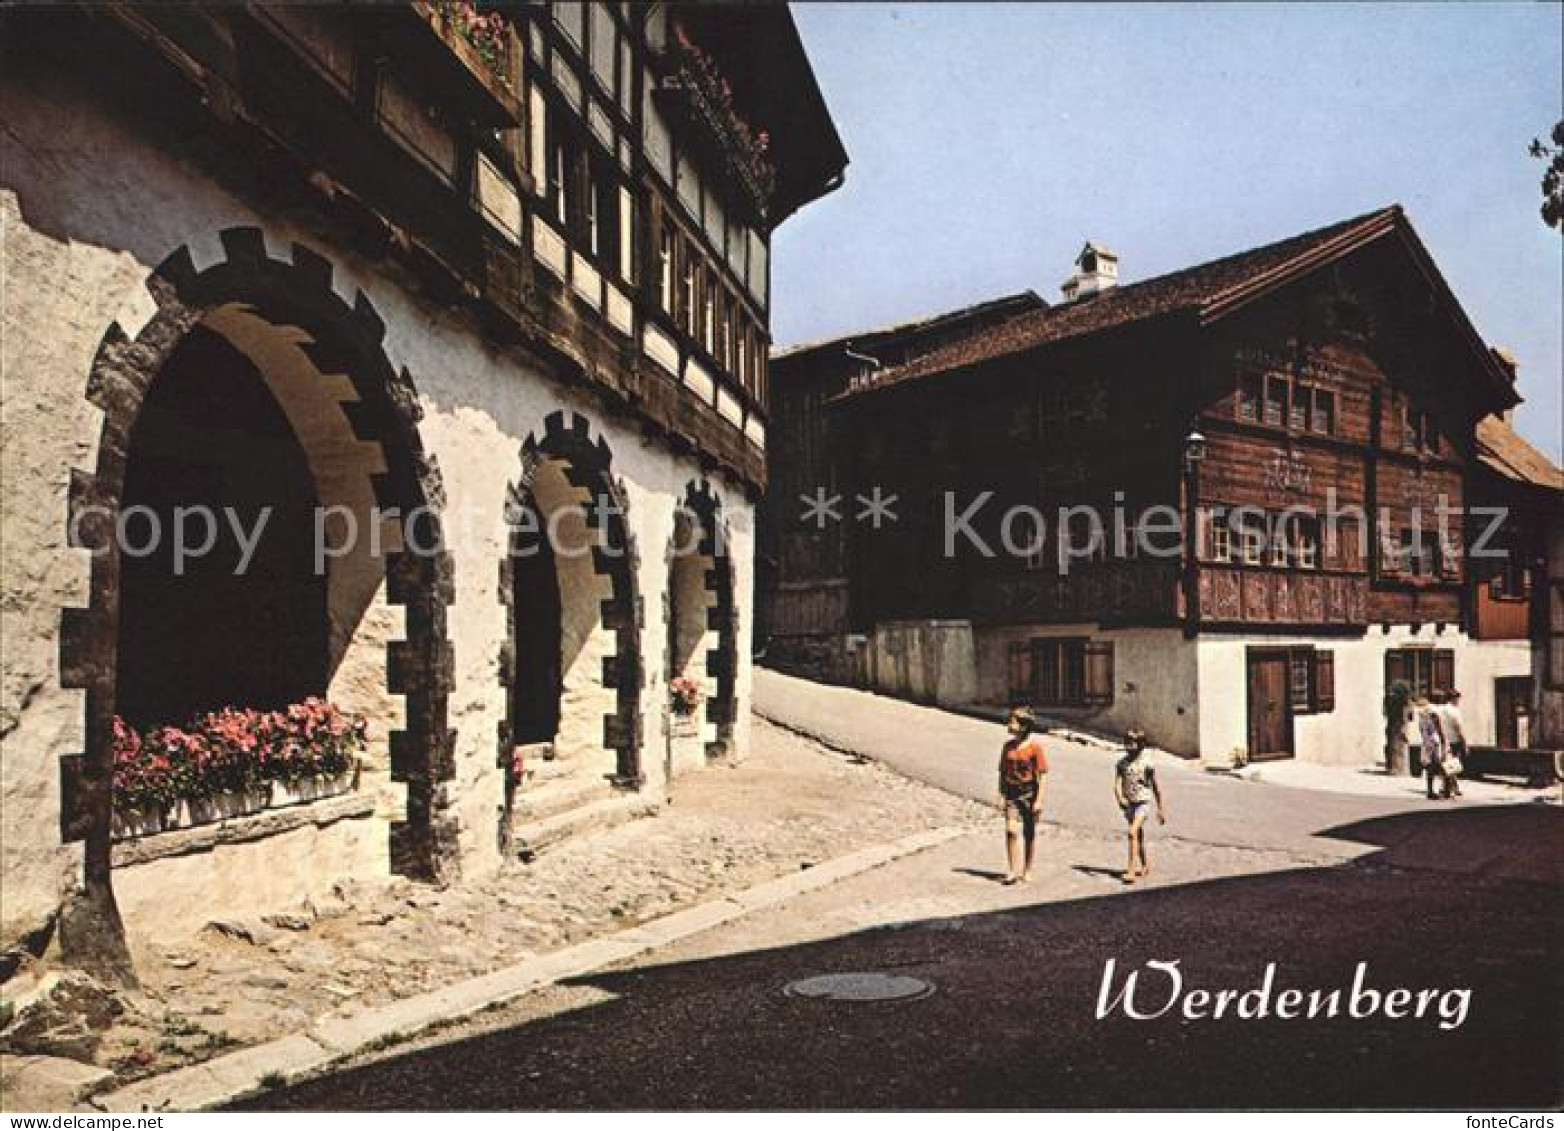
[236, 804, 1561, 1110]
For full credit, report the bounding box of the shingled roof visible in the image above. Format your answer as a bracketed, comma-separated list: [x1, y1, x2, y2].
[841, 205, 1516, 406]
[773, 290, 1045, 362]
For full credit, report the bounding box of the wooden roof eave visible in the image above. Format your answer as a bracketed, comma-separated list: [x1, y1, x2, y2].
[1197, 208, 1517, 410]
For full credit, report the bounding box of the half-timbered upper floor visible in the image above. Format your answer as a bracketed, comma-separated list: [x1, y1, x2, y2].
[8, 2, 847, 492]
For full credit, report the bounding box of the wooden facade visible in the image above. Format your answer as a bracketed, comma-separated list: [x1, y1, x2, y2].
[763, 208, 1553, 758]
[51, 2, 847, 496]
[807, 209, 1521, 639]
[758, 293, 1044, 669]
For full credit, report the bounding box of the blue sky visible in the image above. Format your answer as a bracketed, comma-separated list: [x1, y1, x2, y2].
[773, 2, 1563, 457]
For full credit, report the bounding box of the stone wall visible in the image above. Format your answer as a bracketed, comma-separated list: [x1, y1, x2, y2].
[1, 58, 755, 945]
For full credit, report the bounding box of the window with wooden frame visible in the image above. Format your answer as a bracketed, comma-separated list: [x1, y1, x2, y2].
[583, 164, 600, 256]
[1237, 372, 1261, 422]
[1034, 638, 1085, 707]
[1407, 528, 1440, 579]
[1488, 541, 1532, 600]
[1288, 647, 1334, 713]
[1241, 517, 1265, 565]
[1380, 525, 1408, 576]
[716, 292, 732, 372]
[1385, 648, 1454, 699]
[1211, 516, 1233, 563]
[1287, 384, 1308, 431]
[680, 245, 698, 337]
[701, 275, 717, 355]
[548, 137, 570, 227]
[1014, 638, 1115, 708]
[1310, 388, 1336, 435]
[657, 224, 674, 313]
[1291, 515, 1320, 569]
[1269, 519, 1289, 567]
[1007, 641, 1034, 702]
[1263, 375, 1286, 426]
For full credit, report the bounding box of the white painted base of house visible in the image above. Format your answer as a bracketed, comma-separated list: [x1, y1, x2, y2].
[860, 620, 977, 707]
[1196, 626, 1531, 768]
[908, 620, 1530, 768]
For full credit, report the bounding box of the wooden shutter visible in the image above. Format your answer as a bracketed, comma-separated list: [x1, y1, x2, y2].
[1008, 641, 1033, 702]
[1084, 640, 1115, 706]
[1314, 650, 1335, 712]
[1433, 649, 1455, 696]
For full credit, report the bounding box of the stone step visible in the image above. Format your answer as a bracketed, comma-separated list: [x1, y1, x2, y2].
[513, 774, 615, 822]
[519, 750, 575, 788]
[511, 793, 659, 861]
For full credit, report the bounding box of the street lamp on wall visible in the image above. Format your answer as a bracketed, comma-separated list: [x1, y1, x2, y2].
[1183, 428, 1208, 471]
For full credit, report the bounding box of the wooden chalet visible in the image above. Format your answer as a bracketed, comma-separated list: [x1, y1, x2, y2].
[764, 206, 1554, 766]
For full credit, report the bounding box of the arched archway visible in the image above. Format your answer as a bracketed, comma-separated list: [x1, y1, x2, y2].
[663, 479, 738, 777]
[499, 411, 642, 847]
[61, 229, 457, 963]
[115, 325, 329, 727]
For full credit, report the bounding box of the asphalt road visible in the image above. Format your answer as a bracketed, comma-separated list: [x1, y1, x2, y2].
[233, 675, 1561, 1110]
[752, 668, 1556, 882]
[238, 816, 1561, 1110]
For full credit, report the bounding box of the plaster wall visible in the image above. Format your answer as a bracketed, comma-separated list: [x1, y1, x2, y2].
[1196, 626, 1531, 768]
[1, 60, 756, 944]
[974, 624, 1200, 754]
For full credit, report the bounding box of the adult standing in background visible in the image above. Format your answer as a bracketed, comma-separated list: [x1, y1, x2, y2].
[1417, 695, 1449, 800]
[1434, 689, 1466, 799]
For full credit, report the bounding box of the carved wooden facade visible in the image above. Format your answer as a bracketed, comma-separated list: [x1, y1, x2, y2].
[823, 208, 1522, 641]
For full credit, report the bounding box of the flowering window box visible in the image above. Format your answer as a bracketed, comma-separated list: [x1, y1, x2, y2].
[271, 769, 357, 809]
[179, 788, 271, 828]
[110, 700, 366, 841]
[110, 806, 171, 841]
[656, 30, 776, 219]
[396, 1, 523, 128]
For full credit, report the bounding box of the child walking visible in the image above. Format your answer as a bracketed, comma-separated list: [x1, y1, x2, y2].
[1113, 728, 1165, 884]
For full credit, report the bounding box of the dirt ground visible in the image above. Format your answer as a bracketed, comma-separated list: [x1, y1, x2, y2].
[3, 718, 989, 1104]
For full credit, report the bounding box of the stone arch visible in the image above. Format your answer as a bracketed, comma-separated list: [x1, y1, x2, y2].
[498, 410, 643, 807]
[668, 479, 738, 761]
[60, 228, 458, 933]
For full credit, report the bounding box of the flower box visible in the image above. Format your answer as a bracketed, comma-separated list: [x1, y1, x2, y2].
[110, 807, 170, 840]
[177, 788, 271, 828]
[271, 770, 355, 809]
[110, 699, 367, 840]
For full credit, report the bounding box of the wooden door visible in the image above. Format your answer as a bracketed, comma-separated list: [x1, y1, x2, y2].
[1495, 676, 1532, 750]
[1247, 650, 1294, 760]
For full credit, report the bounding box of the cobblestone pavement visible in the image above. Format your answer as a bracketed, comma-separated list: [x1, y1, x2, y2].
[49, 719, 989, 1094]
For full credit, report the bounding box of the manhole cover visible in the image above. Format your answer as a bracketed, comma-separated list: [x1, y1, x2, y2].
[783, 972, 935, 1002]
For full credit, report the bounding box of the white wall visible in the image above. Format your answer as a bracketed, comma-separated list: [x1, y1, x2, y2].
[0, 61, 757, 943]
[1197, 627, 1531, 768]
[975, 624, 1200, 753]
[863, 620, 977, 707]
